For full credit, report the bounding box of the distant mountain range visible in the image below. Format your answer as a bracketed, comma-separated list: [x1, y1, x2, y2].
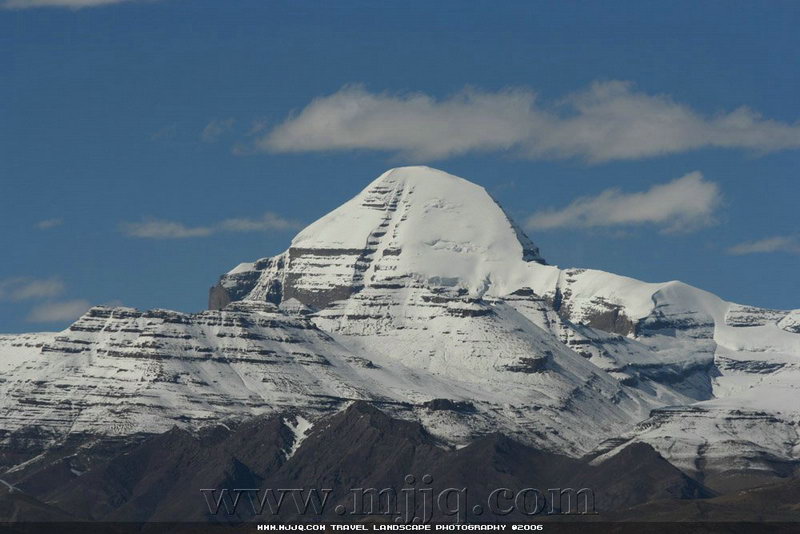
[1, 166, 798, 522]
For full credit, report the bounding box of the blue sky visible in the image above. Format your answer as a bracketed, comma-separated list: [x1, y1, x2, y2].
[1, 0, 798, 332]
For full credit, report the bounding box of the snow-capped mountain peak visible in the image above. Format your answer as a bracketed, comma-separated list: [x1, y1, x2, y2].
[1, 167, 798, 491]
[292, 165, 543, 264]
[217, 166, 544, 309]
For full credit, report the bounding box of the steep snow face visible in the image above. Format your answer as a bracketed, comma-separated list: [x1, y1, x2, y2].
[291, 166, 544, 274]
[215, 167, 544, 310]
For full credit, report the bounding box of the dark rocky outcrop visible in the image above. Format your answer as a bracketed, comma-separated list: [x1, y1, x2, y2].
[573, 442, 714, 512]
[0, 403, 725, 523]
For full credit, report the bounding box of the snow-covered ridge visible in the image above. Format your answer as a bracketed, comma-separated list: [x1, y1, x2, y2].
[208, 166, 799, 483]
[214, 166, 798, 357]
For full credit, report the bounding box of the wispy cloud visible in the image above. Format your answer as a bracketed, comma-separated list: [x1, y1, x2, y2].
[27, 299, 91, 323]
[256, 82, 800, 162]
[218, 213, 301, 232]
[120, 219, 213, 239]
[201, 118, 236, 143]
[727, 235, 800, 255]
[3, 0, 140, 8]
[0, 277, 65, 301]
[34, 218, 63, 230]
[526, 171, 721, 233]
[121, 212, 302, 239]
[0, 276, 102, 324]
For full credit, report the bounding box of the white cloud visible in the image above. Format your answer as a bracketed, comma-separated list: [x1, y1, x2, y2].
[525, 171, 721, 233]
[0, 277, 65, 301]
[121, 219, 214, 239]
[257, 82, 800, 162]
[34, 218, 63, 230]
[0, 277, 98, 324]
[727, 236, 800, 255]
[218, 213, 301, 232]
[3, 0, 138, 8]
[121, 212, 302, 239]
[27, 299, 91, 323]
[260, 85, 533, 160]
[201, 118, 236, 143]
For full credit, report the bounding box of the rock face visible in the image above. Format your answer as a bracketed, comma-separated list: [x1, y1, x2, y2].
[2, 166, 799, 490]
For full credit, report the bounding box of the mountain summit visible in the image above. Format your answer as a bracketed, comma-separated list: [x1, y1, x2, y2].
[292, 166, 541, 263]
[211, 166, 544, 310]
[292, 166, 545, 265]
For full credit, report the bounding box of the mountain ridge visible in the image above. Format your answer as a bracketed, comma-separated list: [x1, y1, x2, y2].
[1, 166, 798, 495]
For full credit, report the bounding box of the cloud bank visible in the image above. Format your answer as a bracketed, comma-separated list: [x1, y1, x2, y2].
[526, 171, 721, 233]
[258, 82, 800, 162]
[727, 235, 800, 255]
[121, 212, 302, 239]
